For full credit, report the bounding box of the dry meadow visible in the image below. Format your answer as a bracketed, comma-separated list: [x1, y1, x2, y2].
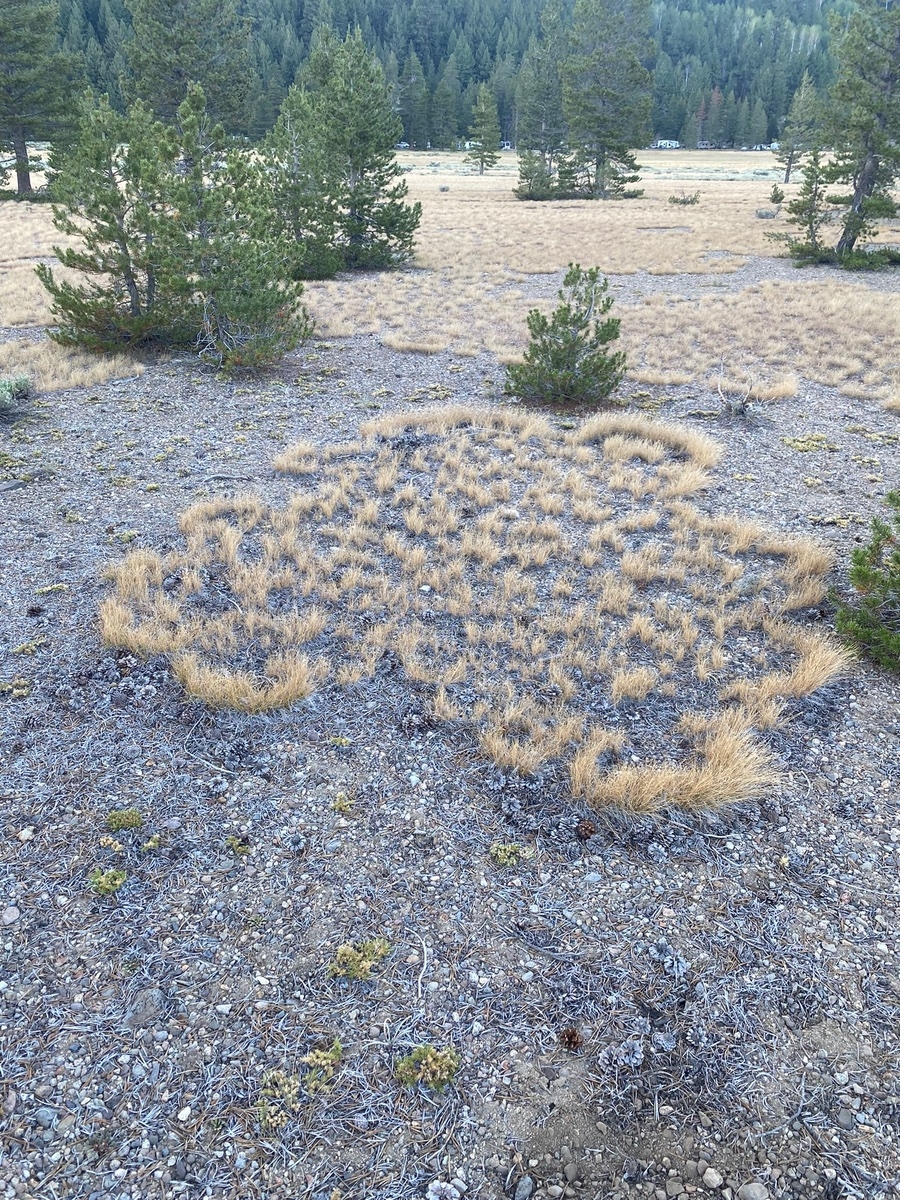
[1, 152, 899, 1200]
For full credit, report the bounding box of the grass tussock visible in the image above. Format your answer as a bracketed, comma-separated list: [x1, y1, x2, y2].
[0, 336, 144, 392]
[103, 408, 843, 811]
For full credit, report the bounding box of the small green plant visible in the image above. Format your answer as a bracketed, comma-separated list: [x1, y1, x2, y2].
[300, 1038, 343, 1093]
[504, 263, 626, 405]
[225, 834, 251, 856]
[141, 833, 163, 852]
[395, 1044, 460, 1091]
[668, 189, 700, 206]
[327, 937, 390, 980]
[489, 842, 535, 868]
[88, 867, 127, 896]
[331, 791, 355, 813]
[256, 1070, 301, 1130]
[105, 807, 143, 831]
[0, 376, 31, 422]
[833, 490, 900, 670]
[769, 183, 785, 205]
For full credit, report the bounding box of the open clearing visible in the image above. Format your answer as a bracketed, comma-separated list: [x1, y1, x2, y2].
[0, 152, 898, 1200]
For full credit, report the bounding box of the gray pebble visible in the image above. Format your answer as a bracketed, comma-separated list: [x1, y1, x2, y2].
[737, 1185, 770, 1200]
[514, 1176, 535, 1200]
[125, 987, 165, 1028]
[35, 1106, 56, 1128]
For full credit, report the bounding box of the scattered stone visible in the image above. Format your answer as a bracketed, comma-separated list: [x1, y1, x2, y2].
[514, 1176, 535, 1200]
[124, 987, 165, 1028]
[34, 1106, 56, 1129]
[702, 1168, 724, 1189]
[1, 905, 20, 925]
[737, 1185, 770, 1200]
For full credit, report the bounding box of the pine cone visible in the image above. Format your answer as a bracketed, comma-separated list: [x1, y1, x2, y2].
[558, 1026, 584, 1051]
[574, 817, 596, 842]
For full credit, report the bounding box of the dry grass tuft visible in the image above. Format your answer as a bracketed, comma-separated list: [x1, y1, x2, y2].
[103, 408, 843, 811]
[0, 336, 143, 392]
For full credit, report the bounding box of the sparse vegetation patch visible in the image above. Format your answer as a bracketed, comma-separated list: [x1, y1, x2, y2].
[100, 408, 849, 813]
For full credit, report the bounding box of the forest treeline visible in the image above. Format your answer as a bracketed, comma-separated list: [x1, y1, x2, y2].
[58, 0, 845, 146]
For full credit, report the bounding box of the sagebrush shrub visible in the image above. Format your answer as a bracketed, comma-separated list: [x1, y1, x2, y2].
[504, 263, 626, 405]
[834, 490, 900, 670]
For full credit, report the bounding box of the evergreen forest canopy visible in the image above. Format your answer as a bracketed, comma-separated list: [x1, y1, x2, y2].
[54, 0, 846, 146]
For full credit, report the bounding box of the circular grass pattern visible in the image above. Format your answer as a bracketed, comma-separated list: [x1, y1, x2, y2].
[100, 408, 850, 812]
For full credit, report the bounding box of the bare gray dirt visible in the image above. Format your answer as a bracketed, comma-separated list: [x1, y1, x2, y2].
[1, 264, 899, 1200]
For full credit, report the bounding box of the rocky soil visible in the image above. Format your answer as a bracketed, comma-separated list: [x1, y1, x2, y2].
[0, 265, 899, 1200]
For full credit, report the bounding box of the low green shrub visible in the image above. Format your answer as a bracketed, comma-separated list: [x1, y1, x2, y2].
[504, 263, 626, 406]
[668, 190, 700, 206]
[395, 1044, 460, 1090]
[834, 490, 900, 671]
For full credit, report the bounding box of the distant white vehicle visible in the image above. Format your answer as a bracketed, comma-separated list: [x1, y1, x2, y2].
[395, 141, 410, 149]
[655, 139, 681, 149]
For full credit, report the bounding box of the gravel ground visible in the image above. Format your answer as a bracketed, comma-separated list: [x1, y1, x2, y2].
[1, 260, 899, 1200]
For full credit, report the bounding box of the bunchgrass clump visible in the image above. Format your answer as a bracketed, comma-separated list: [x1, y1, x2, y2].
[100, 408, 850, 814]
[834, 490, 900, 671]
[504, 264, 626, 405]
[395, 1045, 460, 1091]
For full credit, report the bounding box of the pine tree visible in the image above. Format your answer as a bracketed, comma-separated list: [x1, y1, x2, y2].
[0, 0, 82, 194]
[261, 84, 342, 280]
[38, 87, 309, 364]
[561, 0, 652, 199]
[268, 27, 422, 272]
[465, 84, 501, 175]
[515, 0, 567, 195]
[768, 146, 835, 264]
[827, 0, 900, 260]
[749, 97, 768, 146]
[504, 263, 626, 404]
[776, 71, 819, 184]
[124, 0, 254, 131]
[398, 48, 429, 148]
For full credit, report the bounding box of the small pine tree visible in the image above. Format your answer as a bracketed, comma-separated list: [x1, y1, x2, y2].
[776, 71, 819, 184]
[766, 147, 835, 265]
[38, 87, 309, 366]
[465, 85, 501, 175]
[504, 263, 626, 405]
[834, 490, 900, 671]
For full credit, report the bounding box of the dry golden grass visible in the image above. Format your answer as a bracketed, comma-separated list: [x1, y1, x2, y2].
[5, 164, 899, 414]
[0, 336, 143, 391]
[101, 408, 847, 813]
[621, 281, 900, 407]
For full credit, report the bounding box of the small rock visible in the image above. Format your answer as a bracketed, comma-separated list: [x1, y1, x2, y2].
[547, 1188, 564, 1199]
[1, 906, 20, 926]
[702, 1168, 724, 1189]
[665, 1180, 683, 1198]
[125, 987, 165, 1028]
[35, 1106, 56, 1129]
[737, 1185, 770, 1200]
[836, 1108, 854, 1130]
[57, 1115, 76, 1135]
[514, 1176, 535, 1200]
[17, 826, 35, 842]
[177, 1106, 192, 1121]
[564, 1163, 580, 1183]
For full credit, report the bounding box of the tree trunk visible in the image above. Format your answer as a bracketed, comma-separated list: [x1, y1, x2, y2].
[12, 125, 32, 194]
[783, 151, 795, 185]
[836, 149, 879, 258]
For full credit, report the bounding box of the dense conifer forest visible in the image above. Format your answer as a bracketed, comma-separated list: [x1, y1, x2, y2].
[55, 0, 844, 145]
